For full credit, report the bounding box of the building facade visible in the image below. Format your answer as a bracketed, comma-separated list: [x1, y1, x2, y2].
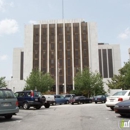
[98, 43, 121, 91]
[8, 19, 121, 94]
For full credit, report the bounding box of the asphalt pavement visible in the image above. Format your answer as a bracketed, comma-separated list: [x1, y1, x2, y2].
[0, 103, 129, 130]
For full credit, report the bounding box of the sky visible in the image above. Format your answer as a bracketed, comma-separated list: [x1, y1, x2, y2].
[0, 0, 130, 80]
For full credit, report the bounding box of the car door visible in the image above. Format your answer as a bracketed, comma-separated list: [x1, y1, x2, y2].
[60, 96, 66, 104]
[55, 95, 61, 104]
[79, 96, 84, 103]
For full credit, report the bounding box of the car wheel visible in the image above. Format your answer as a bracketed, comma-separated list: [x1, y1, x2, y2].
[44, 103, 50, 108]
[78, 101, 81, 104]
[23, 102, 30, 109]
[66, 101, 69, 104]
[110, 107, 114, 110]
[52, 102, 55, 105]
[71, 103, 74, 105]
[65, 101, 69, 104]
[35, 105, 41, 109]
[95, 102, 97, 104]
[5, 115, 12, 119]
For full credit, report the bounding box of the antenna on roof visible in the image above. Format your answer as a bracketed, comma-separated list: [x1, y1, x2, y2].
[62, 0, 64, 19]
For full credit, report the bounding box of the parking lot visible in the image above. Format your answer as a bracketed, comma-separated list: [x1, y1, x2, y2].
[0, 103, 129, 130]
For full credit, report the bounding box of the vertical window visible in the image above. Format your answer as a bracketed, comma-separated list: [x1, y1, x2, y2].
[98, 49, 103, 77]
[20, 52, 24, 80]
[103, 49, 108, 78]
[108, 49, 113, 78]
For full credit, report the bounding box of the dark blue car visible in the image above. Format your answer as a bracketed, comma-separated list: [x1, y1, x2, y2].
[54, 95, 69, 105]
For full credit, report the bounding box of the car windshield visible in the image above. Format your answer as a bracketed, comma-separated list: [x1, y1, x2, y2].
[112, 91, 127, 96]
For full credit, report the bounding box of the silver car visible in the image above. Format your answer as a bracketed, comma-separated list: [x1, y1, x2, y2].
[0, 88, 19, 119]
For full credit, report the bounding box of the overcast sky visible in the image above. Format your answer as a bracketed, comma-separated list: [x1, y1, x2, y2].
[0, 0, 130, 80]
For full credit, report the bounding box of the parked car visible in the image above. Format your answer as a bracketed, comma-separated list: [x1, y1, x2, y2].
[114, 100, 130, 117]
[106, 90, 130, 110]
[62, 94, 75, 103]
[15, 90, 50, 109]
[94, 95, 106, 104]
[43, 95, 56, 105]
[71, 96, 92, 105]
[0, 88, 19, 119]
[54, 95, 69, 105]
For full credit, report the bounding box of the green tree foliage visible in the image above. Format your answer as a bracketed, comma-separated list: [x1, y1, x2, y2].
[107, 60, 130, 89]
[0, 77, 7, 88]
[71, 67, 106, 97]
[24, 69, 55, 93]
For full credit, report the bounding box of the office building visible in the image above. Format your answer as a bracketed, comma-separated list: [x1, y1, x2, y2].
[8, 19, 121, 94]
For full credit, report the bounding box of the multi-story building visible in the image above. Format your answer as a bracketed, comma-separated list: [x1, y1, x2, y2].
[8, 19, 121, 94]
[98, 43, 121, 90]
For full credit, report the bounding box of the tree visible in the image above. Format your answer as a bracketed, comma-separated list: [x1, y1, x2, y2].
[0, 77, 7, 88]
[107, 60, 130, 90]
[72, 67, 105, 97]
[24, 69, 55, 93]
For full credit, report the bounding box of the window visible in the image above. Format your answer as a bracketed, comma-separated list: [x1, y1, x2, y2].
[67, 59, 71, 66]
[67, 35, 71, 41]
[75, 50, 79, 57]
[18, 92, 25, 97]
[75, 35, 79, 41]
[0, 90, 4, 98]
[67, 51, 71, 57]
[51, 68, 55, 75]
[26, 92, 31, 97]
[51, 59, 54, 64]
[58, 28, 63, 34]
[58, 36, 63, 41]
[59, 43, 63, 50]
[4, 90, 15, 98]
[112, 91, 127, 96]
[75, 42, 79, 49]
[51, 44, 55, 50]
[75, 59, 79, 66]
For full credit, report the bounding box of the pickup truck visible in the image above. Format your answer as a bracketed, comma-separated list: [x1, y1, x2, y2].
[43, 95, 56, 105]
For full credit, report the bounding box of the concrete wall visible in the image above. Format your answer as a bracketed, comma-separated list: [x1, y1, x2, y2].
[12, 48, 24, 80]
[24, 25, 33, 80]
[88, 23, 99, 73]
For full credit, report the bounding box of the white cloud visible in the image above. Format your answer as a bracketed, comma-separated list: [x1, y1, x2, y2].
[29, 20, 38, 24]
[0, 19, 19, 35]
[0, 55, 7, 61]
[118, 28, 130, 40]
[0, 0, 14, 12]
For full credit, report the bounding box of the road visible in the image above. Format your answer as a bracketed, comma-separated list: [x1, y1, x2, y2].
[0, 103, 129, 130]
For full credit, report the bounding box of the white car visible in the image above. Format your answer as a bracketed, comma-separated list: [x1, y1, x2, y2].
[106, 90, 130, 110]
